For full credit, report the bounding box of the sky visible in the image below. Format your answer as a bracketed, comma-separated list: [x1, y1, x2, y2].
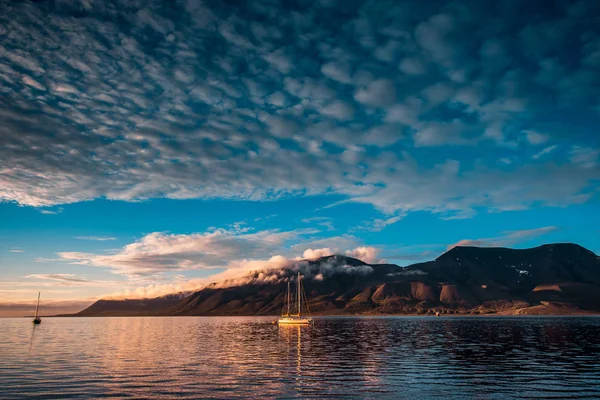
[0, 0, 599, 313]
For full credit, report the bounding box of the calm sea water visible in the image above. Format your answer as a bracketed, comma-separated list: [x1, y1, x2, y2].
[1, 317, 599, 399]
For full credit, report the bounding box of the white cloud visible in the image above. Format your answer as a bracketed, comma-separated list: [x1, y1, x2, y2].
[523, 130, 549, 145]
[39, 207, 63, 215]
[354, 215, 404, 232]
[25, 274, 90, 283]
[321, 61, 353, 84]
[74, 236, 116, 241]
[532, 145, 558, 160]
[302, 248, 334, 259]
[22, 75, 45, 90]
[53, 222, 389, 299]
[385, 102, 420, 125]
[301, 217, 335, 230]
[399, 57, 426, 75]
[97, 242, 384, 299]
[344, 158, 598, 216]
[58, 228, 310, 277]
[570, 146, 599, 168]
[266, 91, 288, 107]
[354, 79, 397, 107]
[370, 215, 403, 231]
[446, 226, 559, 251]
[345, 246, 382, 264]
[320, 100, 355, 120]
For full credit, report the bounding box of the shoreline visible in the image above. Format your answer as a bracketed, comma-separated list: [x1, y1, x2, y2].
[31, 311, 600, 318]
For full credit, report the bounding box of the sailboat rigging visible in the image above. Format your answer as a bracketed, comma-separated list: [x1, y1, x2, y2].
[278, 272, 313, 325]
[32, 292, 41, 325]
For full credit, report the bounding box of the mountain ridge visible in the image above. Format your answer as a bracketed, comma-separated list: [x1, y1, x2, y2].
[71, 243, 600, 317]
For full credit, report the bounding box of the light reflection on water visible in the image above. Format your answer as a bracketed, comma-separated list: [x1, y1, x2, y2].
[1, 316, 600, 399]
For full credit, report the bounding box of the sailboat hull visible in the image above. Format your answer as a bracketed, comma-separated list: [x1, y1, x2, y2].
[278, 317, 313, 325]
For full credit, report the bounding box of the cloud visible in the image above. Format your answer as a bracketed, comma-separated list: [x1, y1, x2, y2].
[0, 274, 122, 303]
[570, 146, 600, 168]
[449, 239, 485, 249]
[355, 215, 404, 232]
[354, 79, 397, 107]
[301, 217, 335, 231]
[25, 274, 90, 283]
[177, 252, 376, 292]
[447, 226, 559, 251]
[9, 248, 23, 253]
[58, 228, 313, 278]
[74, 236, 117, 241]
[532, 145, 558, 160]
[346, 160, 599, 215]
[55, 223, 386, 299]
[290, 235, 361, 256]
[345, 246, 382, 264]
[101, 244, 383, 299]
[399, 57, 427, 75]
[40, 208, 63, 215]
[523, 130, 548, 145]
[22, 75, 45, 91]
[0, 0, 597, 220]
[321, 61, 353, 84]
[320, 100, 355, 120]
[302, 248, 334, 259]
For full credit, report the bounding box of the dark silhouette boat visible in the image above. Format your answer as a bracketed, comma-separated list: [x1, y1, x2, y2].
[32, 292, 41, 324]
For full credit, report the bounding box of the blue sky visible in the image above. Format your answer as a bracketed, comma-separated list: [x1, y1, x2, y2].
[0, 0, 599, 308]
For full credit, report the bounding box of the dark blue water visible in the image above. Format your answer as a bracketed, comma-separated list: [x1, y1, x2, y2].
[1, 317, 599, 399]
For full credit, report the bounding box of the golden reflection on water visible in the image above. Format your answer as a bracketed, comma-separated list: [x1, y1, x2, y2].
[3, 317, 600, 399]
[278, 324, 307, 391]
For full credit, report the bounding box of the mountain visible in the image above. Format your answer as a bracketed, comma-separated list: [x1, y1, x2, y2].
[72, 293, 186, 317]
[73, 243, 600, 317]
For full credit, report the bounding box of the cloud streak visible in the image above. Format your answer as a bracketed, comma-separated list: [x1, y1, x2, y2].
[74, 236, 117, 241]
[25, 274, 90, 283]
[447, 226, 559, 251]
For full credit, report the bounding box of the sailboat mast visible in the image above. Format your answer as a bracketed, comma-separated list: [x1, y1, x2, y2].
[297, 272, 301, 316]
[287, 281, 290, 316]
[34, 292, 40, 319]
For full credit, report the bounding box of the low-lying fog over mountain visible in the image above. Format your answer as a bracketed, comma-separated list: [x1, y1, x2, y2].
[72, 243, 600, 317]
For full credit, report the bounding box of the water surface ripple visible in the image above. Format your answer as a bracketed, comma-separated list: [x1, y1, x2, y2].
[1, 317, 600, 399]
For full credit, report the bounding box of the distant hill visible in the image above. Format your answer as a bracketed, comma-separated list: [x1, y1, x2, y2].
[73, 244, 600, 317]
[72, 293, 186, 317]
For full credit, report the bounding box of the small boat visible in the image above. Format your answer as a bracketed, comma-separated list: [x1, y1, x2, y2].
[278, 272, 313, 325]
[32, 292, 41, 324]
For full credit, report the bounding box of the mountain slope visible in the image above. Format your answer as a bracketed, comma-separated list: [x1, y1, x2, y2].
[73, 293, 185, 317]
[72, 244, 600, 316]
[169, 255, 401, 315]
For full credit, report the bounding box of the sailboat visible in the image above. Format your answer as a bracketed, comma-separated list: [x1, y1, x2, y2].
[278, 272, 313, 325]
[32, 292, 41, 325]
